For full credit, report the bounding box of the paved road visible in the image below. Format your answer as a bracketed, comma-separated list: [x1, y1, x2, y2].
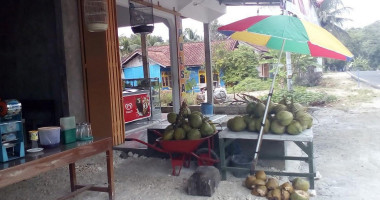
[348, 71, 380, 89]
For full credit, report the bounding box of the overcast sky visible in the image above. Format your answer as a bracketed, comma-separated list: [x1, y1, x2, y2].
[118, 1, 380, 40]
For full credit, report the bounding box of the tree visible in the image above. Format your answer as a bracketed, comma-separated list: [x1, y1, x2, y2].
[209, 19, 227, 41]
[183, 28, 202, 42]
[146, 35, 166, 46]
[214, 45, 259, 86]
[349, 56, 370, 71]
[345, 21, 380, 70]
[316, 0, 352, 39]
[118, 34, 167, 57]
[119, 36, 132, 57]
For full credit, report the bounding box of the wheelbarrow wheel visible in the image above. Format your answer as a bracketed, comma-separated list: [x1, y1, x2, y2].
[195, 148, 220, 169]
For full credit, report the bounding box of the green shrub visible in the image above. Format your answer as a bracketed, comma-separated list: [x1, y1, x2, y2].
[268, 87, 337, 106]
[294, 66, 323, 87]
[160, 90, 173, 106]
[226, 77, 274, 93]
[159, 90, 198, 106]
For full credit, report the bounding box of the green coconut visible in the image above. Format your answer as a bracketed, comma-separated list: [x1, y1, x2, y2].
[246, 102, 257, 115]
[165, 124, 174, 132]
[174, 128, 186, 140]
[291, 103, 307, 113]
[162, 129, 174, 140]
[243, 115, 252, 125]
[167, 112, 177, 124]
[188, 113, 203, 128]
[272, 103, 288, 114]
[200, 121, 214, 137]
[207, 120, 216, 133]
[227, 118, 233, 130]
[181, 122, 192, 133]
[182, 107, 191, 117]
[290, 190, 310, 200]
[270, 120, 286, 134]
[287, 120, 303, 135]
[191, 111, 203, 118]
[247, 119, 257, 132]
[263, 99, 275, 114]
[296, 112, 313, 129]
[187, 129, 201, 140]
[229, 116, 247, 132]
[292, 178, 310, 191]
[275, 110, 294, 126]
[255, 117, 270, 133]
[254, 102, 266, 117]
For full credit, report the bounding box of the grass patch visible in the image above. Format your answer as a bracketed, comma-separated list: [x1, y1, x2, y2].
[345, 89, 376, 104]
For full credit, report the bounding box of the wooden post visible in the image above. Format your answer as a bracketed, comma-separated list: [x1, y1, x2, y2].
[141, 33, 149, 78]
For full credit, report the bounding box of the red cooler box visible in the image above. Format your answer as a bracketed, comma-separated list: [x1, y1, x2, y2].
[123, 90, 151, 123]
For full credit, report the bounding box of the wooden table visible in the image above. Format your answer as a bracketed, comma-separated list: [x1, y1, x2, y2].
[0, 137, 114, 200]
[218, 128, 316, 189]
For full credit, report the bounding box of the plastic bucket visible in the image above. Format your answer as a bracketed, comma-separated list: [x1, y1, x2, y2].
[230, 154, 253, 178]
[201, 103, 213, 116]
[38, 126, 61, 148]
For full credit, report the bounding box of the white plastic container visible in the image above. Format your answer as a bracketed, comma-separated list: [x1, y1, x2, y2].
[38, 127, 61, 148]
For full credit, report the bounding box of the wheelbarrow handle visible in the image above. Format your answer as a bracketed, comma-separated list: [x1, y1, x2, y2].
[149, 129, 163, 137]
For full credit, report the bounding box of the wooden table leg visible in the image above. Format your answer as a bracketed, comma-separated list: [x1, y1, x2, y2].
[69, 163, 77, 192]
[106, 149, 115, 200]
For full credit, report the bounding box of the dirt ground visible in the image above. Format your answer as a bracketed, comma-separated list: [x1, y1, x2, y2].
[1, 72, 380, 200]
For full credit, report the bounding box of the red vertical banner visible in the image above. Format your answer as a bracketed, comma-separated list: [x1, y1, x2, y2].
[175, 16, 186, 102]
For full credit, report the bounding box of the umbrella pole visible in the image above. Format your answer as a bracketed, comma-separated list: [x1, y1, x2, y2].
[250, 39, 286, 174]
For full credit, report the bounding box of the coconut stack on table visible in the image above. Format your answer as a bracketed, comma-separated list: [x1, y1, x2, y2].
[227, 98, 313, 135]
[163, 101, 217, 141]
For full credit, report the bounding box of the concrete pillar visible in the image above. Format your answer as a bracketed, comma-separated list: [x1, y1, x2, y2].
[165, 18, 180, 113]
[204, 23, 213, 104]
[60, 0, 86, 123]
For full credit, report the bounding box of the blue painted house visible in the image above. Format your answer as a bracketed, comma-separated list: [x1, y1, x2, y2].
[121, 39, 239, 92]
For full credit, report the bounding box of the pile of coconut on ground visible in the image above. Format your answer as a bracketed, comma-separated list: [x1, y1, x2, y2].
[245, 170, 311, 200]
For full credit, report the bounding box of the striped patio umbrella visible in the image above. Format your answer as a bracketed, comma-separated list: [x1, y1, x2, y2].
[218, 15, 353, 173]
[218, 15, 353, 61]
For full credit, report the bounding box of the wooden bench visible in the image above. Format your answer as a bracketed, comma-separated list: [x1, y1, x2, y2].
[218, 128, 316, 189]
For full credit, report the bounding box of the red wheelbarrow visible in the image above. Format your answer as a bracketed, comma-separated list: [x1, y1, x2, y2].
[125, 129, 220, 176]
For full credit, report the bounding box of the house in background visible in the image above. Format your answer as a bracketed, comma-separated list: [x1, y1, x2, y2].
[121, 39, 239, 92]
